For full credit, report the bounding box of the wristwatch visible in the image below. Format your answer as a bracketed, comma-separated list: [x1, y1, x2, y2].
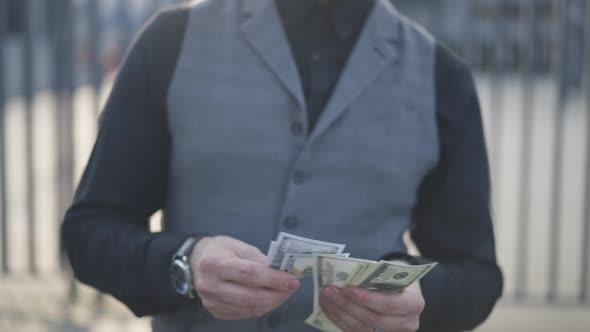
[170, 237, 199, 299]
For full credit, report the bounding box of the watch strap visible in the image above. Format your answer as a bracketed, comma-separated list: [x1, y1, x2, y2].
[174, 237, 199, 260]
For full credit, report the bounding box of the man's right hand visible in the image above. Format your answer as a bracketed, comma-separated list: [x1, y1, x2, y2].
[190, 236, 300, 320]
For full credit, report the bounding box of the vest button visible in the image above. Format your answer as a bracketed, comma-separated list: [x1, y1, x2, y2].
[291, 122, 304, 136]
[283, 216, 299, 229]
[293, 170, 306, 185]
[311, 53, 323, 62]
[267, 311, 282, 328]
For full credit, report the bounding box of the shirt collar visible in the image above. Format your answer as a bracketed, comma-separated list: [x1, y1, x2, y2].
[276, 0, 375, 39]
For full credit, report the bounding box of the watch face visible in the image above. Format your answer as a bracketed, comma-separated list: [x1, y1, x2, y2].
[170, 260, 191, 295]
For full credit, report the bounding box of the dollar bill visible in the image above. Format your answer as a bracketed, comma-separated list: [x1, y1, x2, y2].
[306, 257, 437, 332]
[312, 255, 374, 312]
[352, 261, 437, 292]
[305, 310, 342, 332]
[306, 255, 374, 332]
[265, 241, 279, 266]
[268, 232, 346, 270]
[280, 253, 350, 279]
[345, 261, 381, 287]
[264, 233, 438, 332]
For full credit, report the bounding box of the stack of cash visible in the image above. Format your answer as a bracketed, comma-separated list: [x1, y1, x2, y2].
[266, 232, 349, 278]
[266, 233, 437, 332]
[305, 255, 437, 332]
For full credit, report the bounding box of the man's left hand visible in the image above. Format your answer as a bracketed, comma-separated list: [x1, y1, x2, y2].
[319, 282, 425, 332]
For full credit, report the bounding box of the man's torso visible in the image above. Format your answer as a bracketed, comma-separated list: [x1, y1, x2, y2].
[157, 0, 438, 330]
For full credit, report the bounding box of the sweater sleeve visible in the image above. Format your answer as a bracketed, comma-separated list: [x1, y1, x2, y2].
[61, 5, 201, 317]
[409, 45, 503, 332]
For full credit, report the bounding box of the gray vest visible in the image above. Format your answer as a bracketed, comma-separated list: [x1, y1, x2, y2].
[155, 0, 438, 330]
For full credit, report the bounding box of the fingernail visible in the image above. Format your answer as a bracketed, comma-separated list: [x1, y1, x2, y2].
[327, 287, 341, 302]
[328, 287, 340, 296]
[287, 279, 299, 290]
[320, 289, 333, 304]
[343, 289, 359, 302]
[368, 313, 379, 324]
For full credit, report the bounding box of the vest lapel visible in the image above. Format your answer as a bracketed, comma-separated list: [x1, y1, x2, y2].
[309, 0, 403, 141]
[240, 0, 307, 113]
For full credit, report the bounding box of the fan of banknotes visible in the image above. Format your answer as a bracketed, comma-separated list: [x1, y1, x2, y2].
[266, 232, 438, 332]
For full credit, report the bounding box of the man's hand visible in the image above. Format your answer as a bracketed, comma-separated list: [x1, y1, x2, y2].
[319, 282, 425, 332]
[190, 236, 300, 320]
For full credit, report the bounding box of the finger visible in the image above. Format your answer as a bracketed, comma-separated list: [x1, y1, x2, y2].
[321, 287, 379, 328]
[207, 309, 247, 321]
[322, 305, 372, 332]
[201, 299, 252, 320]
[205, 299, 272, 320]
[342, 287, 418, 316]
[217, 259, 300, 291]
[374, 315, 421, 332]
[199, 280, 289, 313]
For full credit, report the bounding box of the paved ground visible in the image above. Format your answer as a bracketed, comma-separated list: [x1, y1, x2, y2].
[1, 276, 589, 332]
[479, 305, 590, 332]
[0, 276, 149, 332]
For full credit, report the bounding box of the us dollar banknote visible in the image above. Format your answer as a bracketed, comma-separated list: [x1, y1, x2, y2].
[306, 255, 375, 332]
[311, 255, 375, 312]
[352, 260, 437, 293]
[263, 233, 437, 332]
[280, 253, 350, 279]
[265, 241, 279, 266]
[306, 256, 437, 332]
[268, 232, 346, 270]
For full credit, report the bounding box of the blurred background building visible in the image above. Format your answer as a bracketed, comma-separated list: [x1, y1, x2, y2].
[1, 0, 589, 331]
[397, 0, 586, 87]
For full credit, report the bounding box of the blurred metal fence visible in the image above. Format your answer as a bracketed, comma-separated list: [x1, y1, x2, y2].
[0, 0, 589, 307]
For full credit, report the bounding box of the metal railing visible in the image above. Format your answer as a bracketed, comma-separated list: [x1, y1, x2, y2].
[0, 0, 8, 276]
[0, 0, 589, 307]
